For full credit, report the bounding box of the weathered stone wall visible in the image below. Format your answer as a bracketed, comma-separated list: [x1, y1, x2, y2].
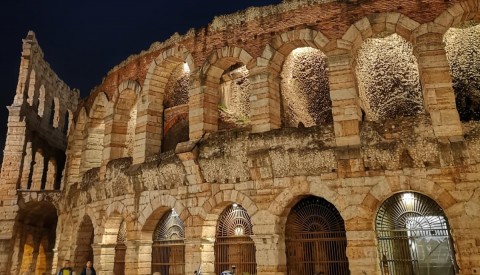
[2, 0, 480, 275]
[57, 115, 480, 275]
[0, 31, 79, 274]
[58, 0, 480, 273]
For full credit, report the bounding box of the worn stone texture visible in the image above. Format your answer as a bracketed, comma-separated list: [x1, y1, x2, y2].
[1, 0, 480, 275]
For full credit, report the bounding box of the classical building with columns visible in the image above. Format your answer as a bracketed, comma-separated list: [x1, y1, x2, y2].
[0, 0, 480, 274]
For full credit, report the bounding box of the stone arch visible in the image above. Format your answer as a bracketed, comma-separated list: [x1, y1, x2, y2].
[197, 45, 254, 132]
[139, 194, 189, 235]
[432, 1, 480, 31]
[73, 215, 95, 271]
[361, 178, 458, 231]
[134, 46, 194, 164]
[65, 107, 87, 185]
[81, 92, 108, 174]
[260, 28, 330, 76]
[199, 190, 258, 238]
[440, 4, 480, 122]
[13, 201, 58, 275]
[340, 14, 427, 122]
[269, 184, 349, 230]
[374, 191, 459, 275]
[99, 203, 133, 274]
[102, 200, 135, 241]
[256, 28, 330, 131]
[196, 190, 257, 275]
[137, 195, 189, 275]
[110, 80, 141, 160]
[341, 13, 420, 54]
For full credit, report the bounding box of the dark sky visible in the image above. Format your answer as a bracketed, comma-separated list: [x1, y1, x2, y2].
[0, 0, 281, 162]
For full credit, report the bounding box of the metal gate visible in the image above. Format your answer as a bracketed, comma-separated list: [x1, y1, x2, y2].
[113, 220, 127, 275]
[215, 204, 257, 275]
[376, 192, 457, 275]
[152, 209, 185, 275]
[286, 196, 349, 275]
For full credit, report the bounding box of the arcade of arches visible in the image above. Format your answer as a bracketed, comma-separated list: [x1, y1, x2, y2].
[1, 0, 480, 275]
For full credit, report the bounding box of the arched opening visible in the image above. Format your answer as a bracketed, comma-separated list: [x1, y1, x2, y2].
[67, 108, 87, 184]
[81, 95, 107, 174]
[218, 63, 251, 130]
[151, 209, 185, 275]
[74, 216, 94, 271]
[113, 220, 127, 275]
[162, 62, 190, 152]
[376, 192, 457, 275]
[355, 33, 424, 121]
[444, 22, 480, 122]
[112, 88, 138, 159]
[280, 47, 332, 127]
[215, 204, 256, 275]
[14, 201, 57, 275]
[285, 196, 349, 275]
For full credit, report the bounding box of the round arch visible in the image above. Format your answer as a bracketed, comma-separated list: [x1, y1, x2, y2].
[285, 195, 349, 275]
[65, 107, 87, 184]
[134, 46, 194, 163]
[199, 45, 255, 131]
[73, 215, 95, 271]
[375, 192, 458, 275]
[81, 92, 109, 174]
[110, 80, 142, 160]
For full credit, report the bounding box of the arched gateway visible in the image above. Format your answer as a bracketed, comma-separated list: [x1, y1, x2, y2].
[285, 196, 349, 275]
[376, 192, 458, 275]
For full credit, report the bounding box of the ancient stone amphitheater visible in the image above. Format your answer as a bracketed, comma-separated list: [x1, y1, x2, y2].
[1, 0, 479, 274]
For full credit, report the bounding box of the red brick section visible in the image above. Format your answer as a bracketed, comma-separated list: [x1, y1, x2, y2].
[86, 0, 458, 110]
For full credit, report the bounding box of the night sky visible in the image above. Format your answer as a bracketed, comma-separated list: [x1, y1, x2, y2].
[0, 0, 281, 163]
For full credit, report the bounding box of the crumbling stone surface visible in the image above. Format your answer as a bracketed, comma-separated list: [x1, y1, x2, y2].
[281, 47, 332, 127]
[356, 34, 424, 121]
[444, 24, 480, 121]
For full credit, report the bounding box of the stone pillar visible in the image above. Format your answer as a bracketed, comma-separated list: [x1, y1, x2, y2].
[249, 67, 281, 133]
[251, 234, 286, 275]
[94, 243, 116, 274]
[199, 238, 215, 275]
[414, 33, 462, 138]
[136, 240, 153, 275]
[31, 150, 45, 190]
[132, 96, 163, 165]
[327, 52, 362, 147]
[20, 141, 33, 190]
[122, 239, 143, 275]
[189, 72, 218, 140]
[28, 251, 40, 274]
[45, 158, 56, 190]
[100, 113, 113, 181]
[184, 239, 202, 275]
[44, 251, 54, 275]
[345, 230, 378, 275]
[0, 104, 25, 275]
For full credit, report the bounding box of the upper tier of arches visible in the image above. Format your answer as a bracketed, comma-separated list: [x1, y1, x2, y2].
[65, 1, 480, 184]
